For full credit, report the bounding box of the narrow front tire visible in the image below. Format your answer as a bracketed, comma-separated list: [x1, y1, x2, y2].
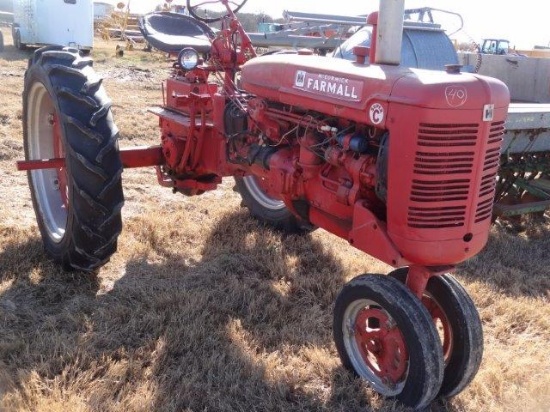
[389, 268, 484, 398]
[333, 274, 444, 410]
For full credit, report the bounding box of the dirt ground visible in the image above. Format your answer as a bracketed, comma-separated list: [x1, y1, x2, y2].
[1, 26, 549, 412]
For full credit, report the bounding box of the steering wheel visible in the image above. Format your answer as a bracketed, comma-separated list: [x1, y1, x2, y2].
[186, 0, 248, 23]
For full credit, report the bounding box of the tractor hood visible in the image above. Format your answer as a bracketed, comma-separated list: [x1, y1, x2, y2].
[241, 54, 509, 126]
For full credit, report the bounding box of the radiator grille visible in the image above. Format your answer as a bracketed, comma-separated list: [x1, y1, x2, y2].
[407, 121, 505, 228]
[408, 123, 477, 229]
[475, 121, 505, 223]
[417, 123, 478, 147]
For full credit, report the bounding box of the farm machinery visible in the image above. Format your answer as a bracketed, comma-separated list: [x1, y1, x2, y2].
[248, 10, 366, 55]
[17, 0, 510, 409]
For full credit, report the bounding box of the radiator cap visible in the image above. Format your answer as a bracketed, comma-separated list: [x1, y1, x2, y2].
[445, 64, 463, 74]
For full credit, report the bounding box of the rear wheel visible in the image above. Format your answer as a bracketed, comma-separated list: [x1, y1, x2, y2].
[23, 47, 124, 271]
[234, 175, 311, 233]
[388, 268, 483, 398]
[333, 274, 444, 409]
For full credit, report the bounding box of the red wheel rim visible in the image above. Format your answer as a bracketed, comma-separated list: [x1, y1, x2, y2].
[354, 307, 409, 385]
[51, 113, 68, 208]
[422, 294, 453, 362]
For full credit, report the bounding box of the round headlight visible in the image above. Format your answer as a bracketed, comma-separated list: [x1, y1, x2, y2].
[178, 48, 199, 71]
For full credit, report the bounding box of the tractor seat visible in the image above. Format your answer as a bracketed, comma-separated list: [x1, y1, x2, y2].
[138, 12, 215, 54]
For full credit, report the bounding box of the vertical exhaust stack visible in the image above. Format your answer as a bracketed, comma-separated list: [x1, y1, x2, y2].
[375, 0, 405, 65]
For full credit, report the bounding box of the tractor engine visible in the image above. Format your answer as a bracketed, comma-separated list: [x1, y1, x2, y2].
[240, 54, 509, 267]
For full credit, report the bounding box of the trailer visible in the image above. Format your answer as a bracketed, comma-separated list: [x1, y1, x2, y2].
[12, 0, 93, 51]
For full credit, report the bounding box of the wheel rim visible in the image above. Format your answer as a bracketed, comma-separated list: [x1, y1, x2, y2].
[242, 175, 286, 211]
[422, 293, 454, 363]
[27, 82, 68, 243]
[388, 270, 455, 365]
[343, 299, 408, 396]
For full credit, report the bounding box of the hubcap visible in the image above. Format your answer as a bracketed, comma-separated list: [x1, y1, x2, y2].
[27, 82, 68, 243]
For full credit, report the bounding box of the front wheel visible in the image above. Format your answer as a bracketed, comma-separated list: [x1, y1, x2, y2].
[333, 274, 444, 410]
[388, 268, 484, 398]
[23, 47, 124, 271]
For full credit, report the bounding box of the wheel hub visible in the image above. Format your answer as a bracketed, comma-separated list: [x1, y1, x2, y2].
[354, 307, 408, 384]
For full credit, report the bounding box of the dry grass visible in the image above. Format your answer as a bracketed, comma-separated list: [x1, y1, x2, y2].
[1, 26, 550, 411]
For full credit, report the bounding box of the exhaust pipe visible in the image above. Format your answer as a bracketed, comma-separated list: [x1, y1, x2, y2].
[374, 0, 404, 65]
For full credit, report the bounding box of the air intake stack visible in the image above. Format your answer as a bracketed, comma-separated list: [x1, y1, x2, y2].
[374, 0, 405, 65]
[367, 0, 405, 66]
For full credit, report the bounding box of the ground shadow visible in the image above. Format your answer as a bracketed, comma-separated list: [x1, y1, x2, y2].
[123, 211, 371, 411]
[123, 211, 462, 411]
[0, 231, 101, 405]
[0, 213, 469, 411]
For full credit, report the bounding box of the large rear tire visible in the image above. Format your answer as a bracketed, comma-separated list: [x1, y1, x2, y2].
[23, 47, 124, 272]
[234, 176, 312, 233]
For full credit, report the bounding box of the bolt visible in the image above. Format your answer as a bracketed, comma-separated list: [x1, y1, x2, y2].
[47, 113, 55, 126]
[53, 179, 60, 190]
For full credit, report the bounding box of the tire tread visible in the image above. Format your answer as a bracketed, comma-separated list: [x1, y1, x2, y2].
[23, 47, 123, 272]
[333, 274, 444, 410]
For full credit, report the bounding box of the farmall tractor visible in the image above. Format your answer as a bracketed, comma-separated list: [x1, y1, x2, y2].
[17, 0, 509, 409]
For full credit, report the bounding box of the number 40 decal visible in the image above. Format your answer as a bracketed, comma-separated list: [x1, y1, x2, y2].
[445, 86, 468, 107]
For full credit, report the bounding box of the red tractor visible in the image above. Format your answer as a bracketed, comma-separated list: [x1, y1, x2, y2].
[17, 0, 509, 409]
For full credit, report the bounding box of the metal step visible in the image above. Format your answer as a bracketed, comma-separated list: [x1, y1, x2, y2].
[148, 106, 214, 127]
